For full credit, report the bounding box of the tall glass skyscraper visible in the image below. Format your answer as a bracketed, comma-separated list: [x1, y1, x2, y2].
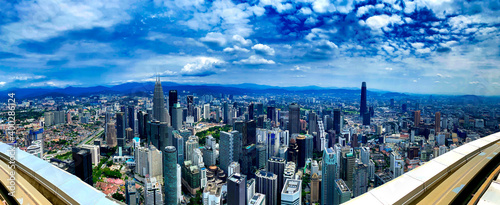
[164, 146, 178, 205]
[322, 147, 337, 205]
[116, 112, 125, 147]
[360, 82, 367, 117]
[289, 103, 300, 135]
[153, 76, 167, 123]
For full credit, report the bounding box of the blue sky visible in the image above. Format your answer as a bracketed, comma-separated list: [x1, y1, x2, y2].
[0, 0, 499, 95]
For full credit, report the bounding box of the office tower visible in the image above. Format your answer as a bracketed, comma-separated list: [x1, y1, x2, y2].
[311, 173, 320, 203]
[223, 102, 230, 124]
[220, 131, 242, 173]
[334, 179, 351, 205]
[247, 120, 257, 145]
[353, 159, 368, 197]
[248, 103, 254, 120]
[267, 106, 276, 122]
[283, 162, 296, 185]
[360, 147, 370, 165]
[341, 152, 355, 190]
[435, 111, 441, 133]
[147, 120, 173, 154]
[172, 103, 183, 130]
[414, 110, 421, 127]
[360, 82, 367, 117]
[185, 136, 199, 163]
[126, 127, 134, 141]
[144, 177, 163, 205]
[228, 173, 247, 205]
[390, 152, 404, 178]
[322, 148, 337, 205]
[288, 103, 300, 135]
[45, 111, 54, 126]
[256, 170, 278, 205]
[255, 102, 263, 116]
[126, 180, 138, 205]
[247, 178, 256, 204]
[203, 103, 210, 119]
[128, 105, 135, 130]
[72, 148, 93, 185]
[79, 144, 100, 166]
[362, 111, 370, 126]
[177, 164, 182, 204]
[116, 112, 126, 147]
[153, 76, 168, 123]
[182, 161, 201, 194]
[135, 145, 163, 180]
[202, 146, 216, 166]
[256, 143, 267, 170]
[287, 139, 299, 166]
[164, 146, 178, 205]
[173, 133, 184, 165]
[138, 111, 147, 140]
[249, 193, 266, 205]
[203, 182, 223, 205]
[390, 98, 395, 107]
[228, 162, 241, 177]
[106, 123, 117, 147]
[267, 157, 286, 203]
[308, 111, 318, 134]
[296, 135, 308, 168]
[187, 95, 194, 116]
[333, 108, 341, 134]
[281, 179, 302, 205]
[241, 144, 256, 176]
[351, 134, 358, 148]
[168, 90, 178, 118]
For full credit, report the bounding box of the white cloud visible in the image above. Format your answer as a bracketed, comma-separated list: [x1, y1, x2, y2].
[234, 55, 275, 65]
[1, 0, 133, 43]
[411, 42, 425, 49]
[292, 65, 311, 71]
[232, 35, 252, 45]
[181, 57, 225, 76]
[356, 5, 373, 17]
[223, 45, 250, 53]
[365, 15, 404, 33]
[252, 44, 275, 56]
[200, 32, 227, 47]
[416, 47, 431, 54]
[299, 7, 313, 15]
[385, 67, 393, 71]
[259, 0, 293, 13]
[0, 82, 6, 86]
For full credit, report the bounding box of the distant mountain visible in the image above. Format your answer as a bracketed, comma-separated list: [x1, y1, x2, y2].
[0, 81, 410, 100]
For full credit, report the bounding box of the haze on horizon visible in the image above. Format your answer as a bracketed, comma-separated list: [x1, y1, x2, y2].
[0, 0, 499, 95]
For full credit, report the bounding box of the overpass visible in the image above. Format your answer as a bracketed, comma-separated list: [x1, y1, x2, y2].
[345, 132, 500, 205]
[0, 142, 122, 205]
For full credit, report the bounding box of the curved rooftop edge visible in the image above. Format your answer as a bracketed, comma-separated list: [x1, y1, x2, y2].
[0, 142, 123, 205]
[344, 132, 500, 205]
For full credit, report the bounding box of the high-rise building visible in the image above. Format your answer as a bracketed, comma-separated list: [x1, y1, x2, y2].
[173, 132, 184, 165]
[255, 170, 278, 205]
[220, 131, 242, 173]
[333, 108, 342, 134]
[288, 103, 300, 135]
[322, 147, 337, 205]
[164, 146, 178, 205]
[360, 82, 367, 117]
[353, 159, 368, 197]
[311, 173, 320, 203]
[126, 180, 138, 205]
[435, 111, 441, 133]
[153, 76, 168, 123]
[360, 147, 370, 165]
[144, 177, 163, 205]
[116, 112, 126, 147]
[187, 95, 194, 116]
[341, 152, 355, 190]
[248, 103, 254, 120]
[138, 111, 148, 141]
[228, 161, 241, 177]
[72, 148, 93, 185]
[267, 106, 276, 122]
[414, 110, 421, 127]
[334, 179, 351, 205]
[223, 102, 230, 124]
[281, 179, 302, 205]
[106, 123, 117, 147]
[249, 193, 266, 205]
[308, 111, 318, 134]
[147, 120, 173, 154]
[134, 145, 163, 180]
[204, 104, 210, 119]
[128, 105, 135, 130]
[267, 157, 286, 203]
[169, 90, 178, 118]
[228, 173, 247, 205]
[287, 139, 299, 166]
[172, 103, 183, 130]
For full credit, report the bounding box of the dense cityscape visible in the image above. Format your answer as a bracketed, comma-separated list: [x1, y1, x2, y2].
[0, 77, 499, 204]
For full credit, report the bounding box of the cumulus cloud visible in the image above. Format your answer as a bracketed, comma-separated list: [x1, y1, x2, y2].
[252, 44, 275, 56]
[181, 57, 225, 76]
[232, 35, 252, 46]
[223, 45, 250, 53]
[365, 14, 404, 33]
[200, 32, 227, 47]
[234, 55, 275, 65]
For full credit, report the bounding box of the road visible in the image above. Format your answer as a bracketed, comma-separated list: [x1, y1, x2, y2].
[78, 127, 104, 147]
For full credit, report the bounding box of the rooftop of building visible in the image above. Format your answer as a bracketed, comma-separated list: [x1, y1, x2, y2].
[282, 179, 301, 194]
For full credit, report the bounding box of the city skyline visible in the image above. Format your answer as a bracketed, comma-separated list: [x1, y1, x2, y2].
[0, 0, 499, 95]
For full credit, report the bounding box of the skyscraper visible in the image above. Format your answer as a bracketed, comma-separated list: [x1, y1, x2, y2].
[223, 102, 230, 124]
[72, 148, 93, 185]
[267, 157, 286, 203]
[288, 103, 300, 135]
[127, 105, 135, 130]
[255, 170, 278, 205]
[311, 173, 320, 203]
[126, 180, 138, 205]
[435, 111, 441, 133]
[106, 123, 117, 147]
[267, 106, 276, 122]
[322, 148, 337, 205]
[116, 112, 126, 147]
[169, 90, 178, 119]
[333, 108, 341, 134]
[153, 76, 167, 123]
[353, 159, 368, 197]
[172, 103, 183, 130]
[360, 82, 367, 117]
[164, 146, 178, 205]
[334, 179, 351, 205]
[187, 95, 194, 116]
[248, 103, 254, 120]
[414, 110, 421, 127]
[281, 179, 302, 205]
[220, 131, 242, 173]
[228, 173, 247, 205]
